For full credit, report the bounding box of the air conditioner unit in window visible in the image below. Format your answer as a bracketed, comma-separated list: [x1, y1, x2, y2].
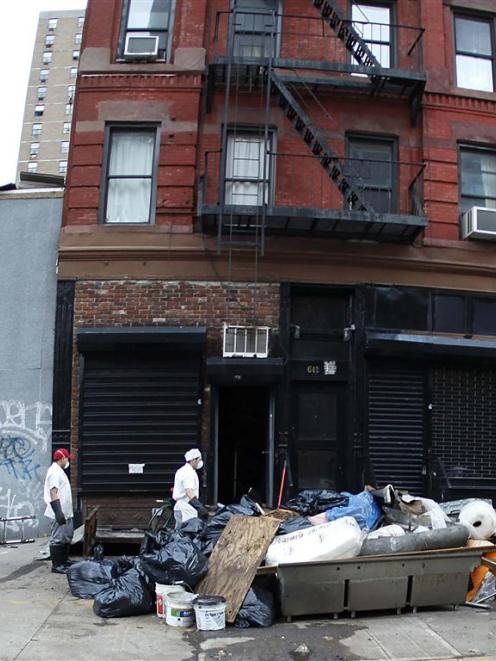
[124, 35, 159, 60]
[461, 206, 496, 240]
[223, 324, 270, 358]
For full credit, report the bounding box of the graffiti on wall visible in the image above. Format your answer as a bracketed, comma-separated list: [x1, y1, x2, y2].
[0, 401, 52, 537]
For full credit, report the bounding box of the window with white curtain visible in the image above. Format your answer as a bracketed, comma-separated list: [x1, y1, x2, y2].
[104, 128, 157, 224]
[455, 15, 494, 92]
[233, 0, 279, 58]
[352, 2, 392, 68]
[224, 131, 273, 206]
[460, 146, 496, 213]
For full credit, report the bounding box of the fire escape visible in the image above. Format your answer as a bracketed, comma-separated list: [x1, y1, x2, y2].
[200, 0, 427, 254]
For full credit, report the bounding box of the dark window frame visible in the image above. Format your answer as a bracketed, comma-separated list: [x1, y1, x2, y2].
[231, 0, 282, 59]
[453, 11, 496, 92]
[117, 0, 176, 63]
[458, 142, 496, 214]
[99, 122, 161, 225]
[345, 132, 399, 213]
[349, 0, 396, 69]
[223, 126, 277, 208]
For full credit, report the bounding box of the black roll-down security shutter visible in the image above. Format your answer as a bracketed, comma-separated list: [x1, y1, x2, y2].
[78, 328, 205, 495]
[367, 362, 426, 494]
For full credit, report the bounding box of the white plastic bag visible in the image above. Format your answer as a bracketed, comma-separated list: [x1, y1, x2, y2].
[459, 501, 496, 540]
[265, 516, 363, 566]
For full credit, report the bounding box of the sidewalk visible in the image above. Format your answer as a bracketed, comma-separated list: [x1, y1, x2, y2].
[1, 540, 495, 661]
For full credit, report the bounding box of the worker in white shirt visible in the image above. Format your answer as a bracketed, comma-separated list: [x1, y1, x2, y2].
[172, 448, 208, 527]
[43, 447, 75, 574]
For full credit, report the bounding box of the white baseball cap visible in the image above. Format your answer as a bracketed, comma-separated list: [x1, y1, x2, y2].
[185, 448, 203, 468]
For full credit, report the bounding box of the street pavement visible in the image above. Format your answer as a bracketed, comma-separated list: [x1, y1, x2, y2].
[1, 539, 495, 661]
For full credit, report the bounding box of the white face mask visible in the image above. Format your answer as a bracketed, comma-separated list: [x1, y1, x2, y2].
[64, 461, 70, 469]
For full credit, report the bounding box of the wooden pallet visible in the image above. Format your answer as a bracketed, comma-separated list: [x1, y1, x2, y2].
[197, 514, 280, 623]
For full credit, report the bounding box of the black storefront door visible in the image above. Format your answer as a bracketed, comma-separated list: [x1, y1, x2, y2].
[291, 383, 346, 491]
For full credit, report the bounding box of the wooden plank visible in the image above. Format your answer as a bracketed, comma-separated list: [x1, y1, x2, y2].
[83, 506, 99, 558]
[197, 515, 280, 623]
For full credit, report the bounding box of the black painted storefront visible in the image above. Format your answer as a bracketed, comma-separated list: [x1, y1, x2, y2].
[276, 284, 496, 502]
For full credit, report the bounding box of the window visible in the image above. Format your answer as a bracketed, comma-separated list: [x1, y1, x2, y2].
[42, 52, 52, 65]
[32, 123, 42, 137]
[40, 69, 49, 82]
[67, 85, 75, 99]
[28, 162, 38, 173]
[65, 103, 73, 116]
[352, 3, 392, 68]
[455, 15, 494, 92]
[48, 18, 58, 31]
[224, 131, 273, 206]
[121, 0, 173, 61]
[102, 127, 158, 224]
[459, 146, 496, 214]
[233, 0, 279, 58]
[34, 104, 45, 116]
[59, 161, 68, 174]
[45, 35, 55, 47]
[63, 122, 71, 134]
[78, 16, 85, 28]
[75, 33, 82, 44]
[70, 67, 78, 78]
[347, 135, 396, 213]
[72, 50, 80, 60]
[37, 86, 47, 100]
[30, 142, 40, 157]
[61, 141, 70, 154]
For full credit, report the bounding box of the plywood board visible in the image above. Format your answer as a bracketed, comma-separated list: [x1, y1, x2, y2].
[197, 515, 280, 623]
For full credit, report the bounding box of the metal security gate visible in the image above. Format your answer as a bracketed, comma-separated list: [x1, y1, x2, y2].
[432, 366, 496, 479]
[367, 363, 426, 493]
[80, 351, 202, 494]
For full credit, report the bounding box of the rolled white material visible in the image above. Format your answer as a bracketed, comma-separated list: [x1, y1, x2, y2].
[459, 501, 496, 540]
[366, 524, 405, 540]
[265, 516, 363, 566]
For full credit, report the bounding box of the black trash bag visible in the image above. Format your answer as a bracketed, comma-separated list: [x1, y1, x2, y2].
[283, 490, 349, 516]
[234, 587, 275, 628]
[93, 565, 155, 618]
[203, 495, 261, 546]
[277, 515, 313, 536]
[179, 517, 206, 540]
[67, 559, 120, 599]
[140, 537, 208, 588]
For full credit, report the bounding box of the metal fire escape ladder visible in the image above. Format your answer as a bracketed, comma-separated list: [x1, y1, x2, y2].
[310, 0, 382, 83]
[271, 72, 371, 212]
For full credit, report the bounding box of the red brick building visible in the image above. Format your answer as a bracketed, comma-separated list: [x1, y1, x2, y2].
[56, 0, 496, 524]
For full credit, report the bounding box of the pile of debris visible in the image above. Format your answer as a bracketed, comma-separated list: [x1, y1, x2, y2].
[66, 486, 496, 626]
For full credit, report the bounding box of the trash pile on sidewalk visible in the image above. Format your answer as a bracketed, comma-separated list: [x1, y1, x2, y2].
[66, 486, 496, 627]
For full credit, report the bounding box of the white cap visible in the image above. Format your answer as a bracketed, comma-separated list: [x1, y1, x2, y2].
[185, 448, 203, 469]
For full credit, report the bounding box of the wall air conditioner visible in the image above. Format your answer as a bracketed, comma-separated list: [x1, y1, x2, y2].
[124, 35, 159, 60]
[461, 206, 496, 240]
[223, 324, 270, 358]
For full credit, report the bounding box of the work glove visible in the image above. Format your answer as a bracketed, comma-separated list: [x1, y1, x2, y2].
[50, 499, 67, 526]
[189, 497, 209, 520]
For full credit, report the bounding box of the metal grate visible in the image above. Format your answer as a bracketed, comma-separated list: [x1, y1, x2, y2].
[367, 363, 426, 493]
[80, 353, 202, 494]
[431, 367, 496, 478]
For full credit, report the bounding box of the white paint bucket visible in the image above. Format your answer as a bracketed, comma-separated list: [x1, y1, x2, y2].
[156, 584, 185, 619]
[165, 591, 196, 628]
[194, 596, 226, 631]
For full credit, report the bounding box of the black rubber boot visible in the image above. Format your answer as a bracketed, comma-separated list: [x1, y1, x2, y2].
[50, 545, 67, 574]
[64, 543, 73, 567]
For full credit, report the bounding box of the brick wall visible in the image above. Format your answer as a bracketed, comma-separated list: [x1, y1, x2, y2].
[70, 279, 280, 474]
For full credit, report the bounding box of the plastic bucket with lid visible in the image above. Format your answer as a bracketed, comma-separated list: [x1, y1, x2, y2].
[193, 595, 226, 631]
[156, 584, 186, 619]
[165, 591, 196, 627]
